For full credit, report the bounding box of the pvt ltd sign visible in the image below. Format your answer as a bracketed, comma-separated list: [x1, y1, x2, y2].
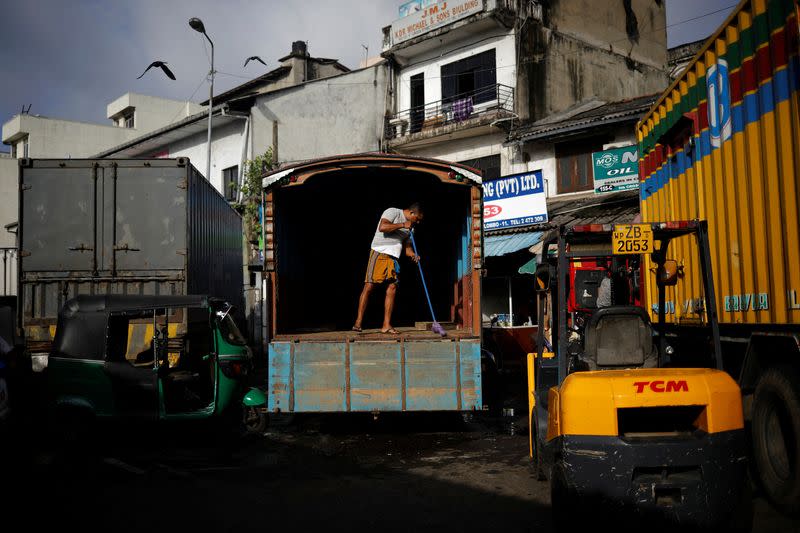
[483, 170, 548, 230]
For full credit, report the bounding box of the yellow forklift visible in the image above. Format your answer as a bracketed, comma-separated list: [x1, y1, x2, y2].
[527, 221, 751, 530]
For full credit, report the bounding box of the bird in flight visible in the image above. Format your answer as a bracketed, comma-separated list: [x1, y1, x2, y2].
[244, 56, 267, 68]
[137, 61, 176, 80]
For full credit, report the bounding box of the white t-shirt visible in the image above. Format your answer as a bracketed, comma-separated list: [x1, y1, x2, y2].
[370, 207, 409, 259]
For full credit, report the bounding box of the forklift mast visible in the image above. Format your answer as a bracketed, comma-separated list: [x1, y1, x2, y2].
[536, 220, 722, 385]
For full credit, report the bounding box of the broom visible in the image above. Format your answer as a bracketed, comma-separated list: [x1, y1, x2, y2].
[409, 229, 446, 337]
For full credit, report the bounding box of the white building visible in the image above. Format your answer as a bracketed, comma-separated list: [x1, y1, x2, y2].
[0, 158, 17, 296]
[382, 0, 668, 183]
[382, 0, 522, 181]
[2, 93, 202, 159]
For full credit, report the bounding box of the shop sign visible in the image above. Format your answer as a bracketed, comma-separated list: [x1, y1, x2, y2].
[483, 170, 548, 230]
[390, 0, 483, 46]
[592, 145, 640, 194]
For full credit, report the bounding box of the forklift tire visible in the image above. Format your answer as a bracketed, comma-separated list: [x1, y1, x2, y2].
[752, 366, 800, 516]
[531, 425, 547, 481]
[550, 465, 586, 531]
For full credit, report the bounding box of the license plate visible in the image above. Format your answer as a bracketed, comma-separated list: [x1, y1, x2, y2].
[612, 224, 653, 255]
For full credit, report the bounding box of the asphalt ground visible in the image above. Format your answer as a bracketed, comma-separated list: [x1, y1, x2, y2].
[3, 408, 799, 533]
[1, 360, 797, 532]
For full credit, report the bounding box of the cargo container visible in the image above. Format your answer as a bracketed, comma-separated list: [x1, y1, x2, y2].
[261, 154, 484, 413]
[17, 158, 244, 359]
[637, 0, 800, 515]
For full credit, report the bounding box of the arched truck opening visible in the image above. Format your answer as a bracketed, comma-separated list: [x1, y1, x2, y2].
[260, 154, 484, 413]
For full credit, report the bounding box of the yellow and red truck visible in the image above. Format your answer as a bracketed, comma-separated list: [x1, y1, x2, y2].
[637, 0, 800, 514]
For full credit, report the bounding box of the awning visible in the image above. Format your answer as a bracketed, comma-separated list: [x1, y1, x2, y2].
[484, 231, 543, 257]
[517, 256, 537, 275]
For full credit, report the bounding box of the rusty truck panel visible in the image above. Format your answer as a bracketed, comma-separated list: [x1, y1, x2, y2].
[267, 339, 481, 413]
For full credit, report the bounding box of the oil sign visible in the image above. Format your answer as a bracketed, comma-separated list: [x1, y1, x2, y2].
[483, 170, 548, 230]
[592, 145, 639, 194]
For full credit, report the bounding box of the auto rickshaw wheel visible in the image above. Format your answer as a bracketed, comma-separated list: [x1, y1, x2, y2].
[243, 405, 268, 434]
[53, 407, 95, 450]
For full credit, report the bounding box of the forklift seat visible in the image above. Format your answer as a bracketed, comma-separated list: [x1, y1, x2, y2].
[582, 306, 658, 371]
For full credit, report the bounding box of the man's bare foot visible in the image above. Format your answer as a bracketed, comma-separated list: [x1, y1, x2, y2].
[352, 325, 362, 332]
[381, 327, 399, 334]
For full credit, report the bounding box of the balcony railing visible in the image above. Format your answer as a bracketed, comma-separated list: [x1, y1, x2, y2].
[386, 83, 514, 141]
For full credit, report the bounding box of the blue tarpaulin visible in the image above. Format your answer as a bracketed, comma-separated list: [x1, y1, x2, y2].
[484, 231, 543, 257]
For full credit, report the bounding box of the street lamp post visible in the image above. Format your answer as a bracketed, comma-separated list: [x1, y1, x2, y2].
[189, 17, 214, 182]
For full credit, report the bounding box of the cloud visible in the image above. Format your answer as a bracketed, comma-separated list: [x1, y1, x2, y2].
[0, 0, 399, 128]
[0, 0, 736, 139]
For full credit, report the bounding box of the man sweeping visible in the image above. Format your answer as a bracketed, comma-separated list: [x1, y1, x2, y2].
[353, 203, 424, 334]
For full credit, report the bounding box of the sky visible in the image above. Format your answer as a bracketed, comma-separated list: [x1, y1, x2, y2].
[0, 0, 738, 142]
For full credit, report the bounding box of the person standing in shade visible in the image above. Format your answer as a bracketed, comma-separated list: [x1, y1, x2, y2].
[353, 203, 424, 334]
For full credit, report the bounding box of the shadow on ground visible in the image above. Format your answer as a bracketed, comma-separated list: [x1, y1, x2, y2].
[5, 411, 550, 533]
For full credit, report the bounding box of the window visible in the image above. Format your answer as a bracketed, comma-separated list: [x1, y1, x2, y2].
[441, 49, 496, 105]
[223, 165, 239, 202]
[409, 73, 425, 133]
[218, 312, 247, 346]
[555, 139, 605, 194]
[458, 154, 501, 182]
[106, 311, 156, 365]
[14, 136, 29, 159]
[121, 110, 135, 129]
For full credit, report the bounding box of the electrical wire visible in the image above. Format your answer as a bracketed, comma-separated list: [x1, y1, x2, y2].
[163, 73, 208, 126]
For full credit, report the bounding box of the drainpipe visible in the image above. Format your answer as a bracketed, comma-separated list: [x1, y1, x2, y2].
[237, 116, 250, 203]
[381, 59, 395, 151]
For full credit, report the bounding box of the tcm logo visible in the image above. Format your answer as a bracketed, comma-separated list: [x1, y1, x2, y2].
[633, 380, 689, 393]
[484, 205, 502, 218]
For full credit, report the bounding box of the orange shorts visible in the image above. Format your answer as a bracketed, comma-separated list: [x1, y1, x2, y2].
[365, 249, 399, 284]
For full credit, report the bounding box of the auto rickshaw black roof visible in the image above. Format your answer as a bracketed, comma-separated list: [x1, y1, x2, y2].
[60, 295, 215, 314]
[51, 295, 223, 361]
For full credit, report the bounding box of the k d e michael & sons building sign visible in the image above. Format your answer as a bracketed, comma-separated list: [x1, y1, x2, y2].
[390, 0, 484, 46]
[483, 170, 548, 230]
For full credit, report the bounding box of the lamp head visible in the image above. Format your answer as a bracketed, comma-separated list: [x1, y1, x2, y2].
[189, 17, 206, 34]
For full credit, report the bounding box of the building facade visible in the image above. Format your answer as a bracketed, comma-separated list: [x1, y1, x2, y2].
[381, 0, 668, 180]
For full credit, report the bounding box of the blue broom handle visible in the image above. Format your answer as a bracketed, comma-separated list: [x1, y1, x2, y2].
[409, 230, 438, 323]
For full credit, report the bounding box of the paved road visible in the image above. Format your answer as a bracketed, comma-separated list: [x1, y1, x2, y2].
[5, 412, 798, 532]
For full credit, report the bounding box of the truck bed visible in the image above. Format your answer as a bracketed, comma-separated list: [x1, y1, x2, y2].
[272, 326, 476, 342]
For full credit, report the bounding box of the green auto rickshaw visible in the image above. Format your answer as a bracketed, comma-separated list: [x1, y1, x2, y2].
[46, 295, 267, 436]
